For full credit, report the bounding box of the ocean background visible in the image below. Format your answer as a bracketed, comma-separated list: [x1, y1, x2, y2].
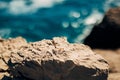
[0, 0, 120, 43]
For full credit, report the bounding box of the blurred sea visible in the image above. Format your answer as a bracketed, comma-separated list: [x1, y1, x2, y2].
[0, 0, 120, 43]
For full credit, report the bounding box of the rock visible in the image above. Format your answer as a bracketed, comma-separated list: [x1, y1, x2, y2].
[108, 73, 120, 80]
[93, 49, 120, 73]
[84, 7, 120, 49]
[0, 37, 27, 79]
[0, 37, 109, 80]
[0, 37, 27, 52]
[6, 37, 109, 80]
[93, 49, 120, 80]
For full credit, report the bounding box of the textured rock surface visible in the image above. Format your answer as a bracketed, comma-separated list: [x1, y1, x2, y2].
[84, 7, 120, 49]
[94, 49, 120, 73]
[0, 37, 109, 80]
[93, 49, 120, 80]
[0, 37, 27, 79]
[0, 37, 27, 52]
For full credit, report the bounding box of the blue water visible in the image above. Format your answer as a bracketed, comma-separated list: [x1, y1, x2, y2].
[0, 0, 120, 42]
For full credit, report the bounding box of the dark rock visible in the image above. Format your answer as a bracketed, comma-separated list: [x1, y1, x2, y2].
[84, 7, 120, 49]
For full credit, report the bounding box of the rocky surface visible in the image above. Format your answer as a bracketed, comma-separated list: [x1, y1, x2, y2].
[0, 37, 27, 79]
[0, 37, 109, 80]
[84, 7, 120, 49]
[93, 49, 120, 80]
[83, 7, 120, 80]
[94, 49, 120, 73]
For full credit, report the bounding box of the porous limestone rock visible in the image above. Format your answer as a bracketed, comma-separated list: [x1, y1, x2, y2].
[7, 37, 109, 80]
[0, 37, 27, 79]
[94, 49, 120, 80]
[94, 49, 120, 73]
